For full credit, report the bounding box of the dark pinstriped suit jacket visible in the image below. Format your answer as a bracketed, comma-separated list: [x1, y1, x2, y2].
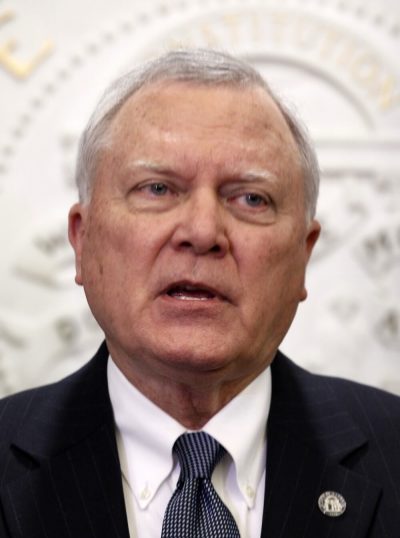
[0, 341, 399, 537]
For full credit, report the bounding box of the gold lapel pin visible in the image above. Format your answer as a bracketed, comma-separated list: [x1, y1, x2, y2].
[318, 491, 347, 517]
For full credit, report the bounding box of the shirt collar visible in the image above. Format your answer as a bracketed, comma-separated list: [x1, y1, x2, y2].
[108, 356, 271, 510]
[108, 357, 185, 509]
[204, 368, 271, 508]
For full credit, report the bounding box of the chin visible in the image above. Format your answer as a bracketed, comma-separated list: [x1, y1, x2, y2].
[150, 337, 238, 373]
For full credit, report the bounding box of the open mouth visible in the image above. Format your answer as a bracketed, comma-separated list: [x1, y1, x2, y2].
[164, 283, 222, 301]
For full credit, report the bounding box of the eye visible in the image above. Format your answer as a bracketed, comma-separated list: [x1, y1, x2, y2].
[148, 182, 169, 196]
[233, 192, 270, 209]
[223, 186, 276, 223]
[243, 193, 267, 207]
[128, 180, 178, 212]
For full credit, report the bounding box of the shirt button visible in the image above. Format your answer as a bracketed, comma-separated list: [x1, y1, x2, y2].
[140, 486, 151, 500]
[246, 485, 255, 499]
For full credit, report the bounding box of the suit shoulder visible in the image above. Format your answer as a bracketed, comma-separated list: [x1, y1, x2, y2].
[273, 352, 400, 437]
[324, 374, 400, 432]
[0, 359, 85, 411]
[326, 372, 400, 402]
[0, 343, 108, 444]
[0, 377, 72, 445]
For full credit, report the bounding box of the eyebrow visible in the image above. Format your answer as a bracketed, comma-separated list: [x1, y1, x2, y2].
[127, 160, 279, 184]
[238, 170, 279, 185]
[127, 160, 177, 176]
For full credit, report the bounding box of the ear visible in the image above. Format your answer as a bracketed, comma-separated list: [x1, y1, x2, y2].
[305, 219, 321, 261]
[68, 203, 87, 285]
[300, 218, 321, 302]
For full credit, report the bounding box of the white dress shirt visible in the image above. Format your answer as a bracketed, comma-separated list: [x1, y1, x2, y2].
[108, 357, 272, 538]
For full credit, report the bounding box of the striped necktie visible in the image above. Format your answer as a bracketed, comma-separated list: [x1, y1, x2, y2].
[161, 431, 241, 537]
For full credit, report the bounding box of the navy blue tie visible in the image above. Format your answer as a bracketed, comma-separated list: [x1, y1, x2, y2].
[161, 432, 240, 537]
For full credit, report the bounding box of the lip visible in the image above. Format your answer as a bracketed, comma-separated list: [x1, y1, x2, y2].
[159, 279, 229, 302]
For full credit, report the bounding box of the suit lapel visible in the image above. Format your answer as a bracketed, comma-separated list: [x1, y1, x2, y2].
[1, 343, 130, 538]
[261, 352, 381, 538]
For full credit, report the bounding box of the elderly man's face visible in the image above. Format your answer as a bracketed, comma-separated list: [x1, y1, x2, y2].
[69, 82, 319, 387]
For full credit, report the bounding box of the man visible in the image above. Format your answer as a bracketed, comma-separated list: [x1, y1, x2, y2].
[0, 49, 399, 538]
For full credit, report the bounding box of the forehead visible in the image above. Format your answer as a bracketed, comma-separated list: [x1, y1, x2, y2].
[111, 81, 292, 138]
[104, 81, 300, 179]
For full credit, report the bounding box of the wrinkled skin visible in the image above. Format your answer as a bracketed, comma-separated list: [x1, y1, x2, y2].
[69, 82, 320, 427]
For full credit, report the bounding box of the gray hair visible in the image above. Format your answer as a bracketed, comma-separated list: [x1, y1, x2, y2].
[75, 48, 319, 218]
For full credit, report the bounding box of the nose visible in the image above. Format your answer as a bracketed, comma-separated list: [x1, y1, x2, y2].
[171, 189, 230, 256]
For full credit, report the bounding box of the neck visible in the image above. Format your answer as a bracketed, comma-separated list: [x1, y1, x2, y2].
[131, 377, 239, 429]
[108, 345, 264, 429]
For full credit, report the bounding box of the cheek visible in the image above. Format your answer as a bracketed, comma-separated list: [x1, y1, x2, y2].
[238, 234, 308, 345]
[81, 210, 126, 286]
[82, 209, 170, 285]
[236, 231, 282, 274]
[239, 231, 307, 297]
[80, 216, 147, 327]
